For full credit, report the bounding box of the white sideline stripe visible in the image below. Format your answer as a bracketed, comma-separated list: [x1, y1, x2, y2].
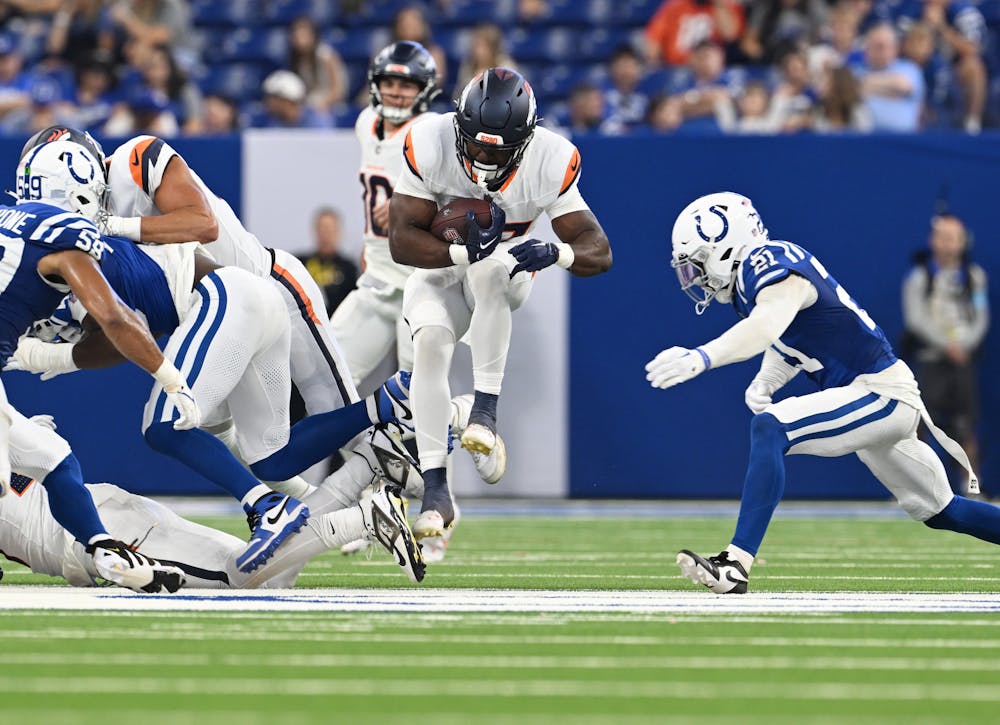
[2, 587, 1000, 613]
[5, 652, 1000, 672]
[2, 677, 1000, 702]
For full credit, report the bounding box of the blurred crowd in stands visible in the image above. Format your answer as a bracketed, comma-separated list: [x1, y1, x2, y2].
[0, 0, 997, 137]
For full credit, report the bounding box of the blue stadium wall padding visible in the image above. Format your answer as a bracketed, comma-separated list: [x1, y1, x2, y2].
[570, 133, 1000, 499]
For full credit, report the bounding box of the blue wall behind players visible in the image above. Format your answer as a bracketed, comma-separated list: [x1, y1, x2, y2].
[1, 133, 996, 497]
[571, 133, 1000, 499]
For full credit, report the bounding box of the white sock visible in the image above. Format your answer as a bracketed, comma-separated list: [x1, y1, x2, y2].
[312, 506, 367, 549]
[726, 544, 754, 573]
[240, 483, 272, 509]
[307, 455, 377, 514]
[411, 325, 455, 471]
[465, 261, 511, 394]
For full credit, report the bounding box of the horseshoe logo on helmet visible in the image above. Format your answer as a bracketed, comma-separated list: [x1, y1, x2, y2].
[694, 205, 729, 243]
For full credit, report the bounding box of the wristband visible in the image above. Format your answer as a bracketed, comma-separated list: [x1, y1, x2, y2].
[448, 244, 470, 265]
[694, 347, 712, 370]
[106, 215, 143, 241]
[152, 358, 185, 391]
[554, 243, 575, 270]
[51, 342, 78, 373]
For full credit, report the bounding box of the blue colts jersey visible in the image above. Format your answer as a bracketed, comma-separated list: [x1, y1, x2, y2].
[0, 202, 108, 366]
[0, 202, 177, 366]
[733, 241, 897, 389]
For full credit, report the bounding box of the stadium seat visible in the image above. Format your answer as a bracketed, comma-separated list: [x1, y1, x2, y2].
[438, 0, 517, 27]
[213, 28, 287, 65]
[543, 0, 614, 26]
[197, 62, 269, 103]
[508, 27, 574, 63]
[261, 0, 339, 27]
[326, 27, 389, 63]
[575, 28, 635, 62]
[613, 0, 662, 26]
[190, 0, 261, 28]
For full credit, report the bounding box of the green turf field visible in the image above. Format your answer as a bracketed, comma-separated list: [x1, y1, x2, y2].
[2, 513, 999, 724]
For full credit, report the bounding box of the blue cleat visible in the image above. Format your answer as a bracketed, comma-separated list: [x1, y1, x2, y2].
[375, 370, 413, 428]
[236, 493, 310, 573]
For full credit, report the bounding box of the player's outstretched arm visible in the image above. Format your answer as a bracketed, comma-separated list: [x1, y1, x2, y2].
[550, 210, 612, 277]
[388, 192, 457, 268]
[37, 250, 201, 429]
[646, 275, 815, 390]
[103, 155, 218, 244]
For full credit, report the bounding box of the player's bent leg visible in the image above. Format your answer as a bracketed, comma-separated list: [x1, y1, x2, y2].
[858, 436, 1000, 546]
[462, 260, 515, 453]
[271, 248, 359, 413]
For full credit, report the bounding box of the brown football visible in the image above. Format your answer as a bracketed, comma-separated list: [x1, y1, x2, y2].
[429, 197, 492, 243]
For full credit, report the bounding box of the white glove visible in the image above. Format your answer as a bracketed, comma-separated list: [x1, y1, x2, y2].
[744, 380, 773, 414]
[153, 360, 201, 430]
[645, 346, 710, 389]
[28, 414, 57, 430]
[4, 337, 78, 380]
[165, 382, 201, 430]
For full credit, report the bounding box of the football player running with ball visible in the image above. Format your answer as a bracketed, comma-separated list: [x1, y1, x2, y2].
[389, 67, 612, 537]
[647, 192, 1000, 594]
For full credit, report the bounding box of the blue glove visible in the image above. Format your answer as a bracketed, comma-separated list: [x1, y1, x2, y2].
[464, 200, 507, 263]
[509, 239, 560, 276]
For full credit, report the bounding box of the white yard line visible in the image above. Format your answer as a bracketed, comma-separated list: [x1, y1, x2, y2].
[1, 587, 999, 613]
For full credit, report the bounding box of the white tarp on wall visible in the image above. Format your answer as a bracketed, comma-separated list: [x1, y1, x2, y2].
[242, 129, 567, 497]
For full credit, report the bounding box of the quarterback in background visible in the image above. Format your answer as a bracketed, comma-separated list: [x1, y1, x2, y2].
[389, 67, 613, 537]
[647, 191, 1000, 594]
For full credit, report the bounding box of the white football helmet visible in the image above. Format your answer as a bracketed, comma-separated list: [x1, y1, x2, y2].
[671, 191, 768, 314]
[15, 139, 107, 222]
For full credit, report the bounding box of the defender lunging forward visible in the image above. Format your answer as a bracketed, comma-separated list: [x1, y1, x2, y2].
[647, 192, 999, 594]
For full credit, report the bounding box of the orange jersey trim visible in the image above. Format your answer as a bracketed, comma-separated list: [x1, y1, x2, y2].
[402, 129, 421, 180]
[559, 148, 581, 195]
[498, 167, 520, 193]
[128, 137, 156, 190]
[272, 262, 321, 324]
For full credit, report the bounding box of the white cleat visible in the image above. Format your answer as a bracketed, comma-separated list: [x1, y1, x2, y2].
[470, 437, 505, 484]
[87, 539, 186, 593]
[676, 549, 749, 594]
[412, 510, 445, 540]
[360, 480, 425, 583]
[460, 422, 496, 455]
[420, 504, 460, 563]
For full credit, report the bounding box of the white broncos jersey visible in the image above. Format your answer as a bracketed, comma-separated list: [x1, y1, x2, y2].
[106, 136, 272, 277]
[356, 106, 435, 290]
[393, 113, 591, 242]
[0, 474, 92, 585]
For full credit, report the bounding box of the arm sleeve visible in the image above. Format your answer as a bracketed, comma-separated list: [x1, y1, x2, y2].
[750, 346, 800, 394]
[700, 274, 816, 368]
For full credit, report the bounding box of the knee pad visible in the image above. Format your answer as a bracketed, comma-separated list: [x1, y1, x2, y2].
[465, 259, 510, 298]
[749, 412, 789, 453]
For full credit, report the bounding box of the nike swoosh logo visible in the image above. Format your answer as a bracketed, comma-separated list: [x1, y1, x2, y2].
[130, 149, 140, 167]
[570, 160, 578, 171]
[725, 571, 747, 584]
[265, 498, 289, 525]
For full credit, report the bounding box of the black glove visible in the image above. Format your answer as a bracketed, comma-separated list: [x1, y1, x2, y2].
[464, 200, 507, 263]
[509, 239, 561, 276]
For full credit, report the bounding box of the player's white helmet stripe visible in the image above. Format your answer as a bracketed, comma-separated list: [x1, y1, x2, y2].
[671, 191, 768, 314]
[16, 139, 107, 222]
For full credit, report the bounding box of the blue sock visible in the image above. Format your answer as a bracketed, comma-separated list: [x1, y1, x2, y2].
[469, 391, 499, 428]
[145, 423, 259, 501]
[925, 496, 1000, 545]
[41, 454, 107, 544]
[250, 399, 372, 482]
[731, 413, 789, 556]
[423, 466, 447, 493]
